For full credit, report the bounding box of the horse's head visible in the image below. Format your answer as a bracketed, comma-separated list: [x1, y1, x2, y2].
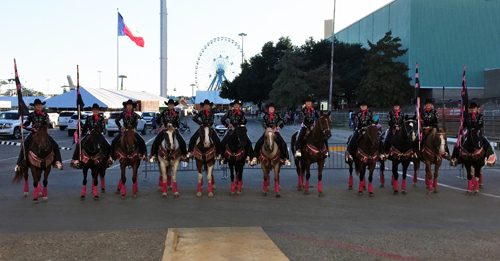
[32, 124, 50, 150]
[85, 127, 103, 153]
[363, 124, 380, 149]
[319, 111, 332, 140]
[464, 128, 482, 150]
[263, 126, 276, 152]
[433, 127, 448, 156]
[164, 123, 176, 150]
[198, 124, 212, 148]
[120, 126, 136, 152]
[403, 120, 418, 142]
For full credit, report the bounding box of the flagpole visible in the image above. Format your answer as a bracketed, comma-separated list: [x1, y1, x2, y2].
[77, 65, 82, 162]
[117, 8, 119, 91]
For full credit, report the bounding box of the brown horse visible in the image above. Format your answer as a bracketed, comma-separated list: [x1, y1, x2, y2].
[115, 127, 142, 199]
[157, 123, 182, 198]
[12, 124, 53, 202]
[259, 125, 282, 198]
[420, 127, 448, 195]
[291, 111, 332, 197]
[349, 124, 379, 196]
[193, 124, 216, 198]
[79, 127, 109, 200]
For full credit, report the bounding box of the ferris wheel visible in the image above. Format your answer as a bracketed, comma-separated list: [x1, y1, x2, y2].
[195, 37, 242, 91]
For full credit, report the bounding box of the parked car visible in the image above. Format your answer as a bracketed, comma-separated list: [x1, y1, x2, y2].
[0, 110, 29, 139]
[67, 114, 89, 136]
[47, 113, 59, 128]
[58, 111, 75, 130]
[141, 111, 157, 127]
[106, 111, 147, 137]
[214, 113, 228, 136]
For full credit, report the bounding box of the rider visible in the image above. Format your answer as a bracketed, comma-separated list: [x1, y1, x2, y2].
[187, 99, 221, 159]
[346, 100, 375, 162]
[419, 98, 450, 159]
[70, 103, 111, 168]
[220, 100, 253, 164]
[383, 101, 406, 159]
[15, 99, 63, 172]
[110, 99, 148, 161]
[450, 102, 495, 166]
[294, 96, 328, 158]
[251, 103, 291, 166]
[149, 99, 188, 163]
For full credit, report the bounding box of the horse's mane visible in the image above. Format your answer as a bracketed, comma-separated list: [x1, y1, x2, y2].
[120, 127, 136, 147]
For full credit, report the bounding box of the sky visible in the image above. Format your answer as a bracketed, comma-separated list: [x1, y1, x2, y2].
[0, 0, 394, 97]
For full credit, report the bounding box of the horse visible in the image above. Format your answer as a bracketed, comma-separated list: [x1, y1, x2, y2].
[385, 120, 418, 195]
[193, 124, 216, 198]
[459, 129, 485, 196]
[12, 124, 54, 202]
[420, 127, 448, 195]
[115, 127, 142, 199]
[291, 111, 332, 197]
[79, 127, 109, 200]
[157, 123, 182, 198]
[259, 125, 282, 198]
[224, 126, 249, 196]
[347, 125, 380, 196]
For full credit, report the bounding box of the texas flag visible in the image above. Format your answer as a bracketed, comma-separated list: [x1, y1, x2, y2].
[118, 12, 145, 47]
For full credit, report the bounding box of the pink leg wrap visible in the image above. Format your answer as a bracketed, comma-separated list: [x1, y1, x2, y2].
[197, 182, 202, 193]
[42, 187, 47, 198]
[122, 185, 126, 196]
[362, 176, 366, 187]
[380, 173, 385, 185]
[231, 182, 235, 193]
[81, 185, 86, 196]
[24, 181, 29, 193]
[207, 180, 213, 193]
[275, 181, 279, 194]
[358, 182, 363, 192]
[92, 178, 95, 189]
[92, 186, 97, 197]
[159, 176, 163, 187]
[238, 181, 242, 192]
[117, 179, 122, 190]
[33, 189, 38, 200]
[368, 183, 373, 193]
[349, 175, 353, 187]
[133, 183, 138, 194]
[479, 173, 483, 184]
[394, 181, 399, 191]
[101, 178, 105, 190]
[173, 182, 178, 193]
[468, 180, 473, 191]
[305, 180, 309, 191]
[428, 182, 433, 191]
[162, 182, 167, 194]
[38, 182, 41, 193]
[298, 175, 303, 187]
[433, 178, 438, 190]
[413, 171, 418, 183]
[167, 175, 172, 187]
[402, 179, 406, 191]
[318, 181, 322, 192]
[263, 180, 267, 192]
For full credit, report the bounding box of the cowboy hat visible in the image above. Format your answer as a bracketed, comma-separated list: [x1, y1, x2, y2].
[424, 98, 433, 104]
[302, 95, 316, 104]
[91, 103, 100, 109]
[123, 99, 137, 107]
[266, 103, 276, 110]
[200, 99, 213, 106]
[357, 100, 368, 107]
[165, 99, 179, 106]
[29, 98, 46, 106]
[393, 100, 401, 106]
[470, 102, 478, 108]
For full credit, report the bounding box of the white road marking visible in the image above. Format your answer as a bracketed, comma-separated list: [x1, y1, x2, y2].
[0, 157, 18, 162]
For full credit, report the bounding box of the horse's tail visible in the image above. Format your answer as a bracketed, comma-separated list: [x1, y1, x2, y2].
[354, 161, 360, 176]
[12, 169, 25, 184]
[291, 132, 297, 152]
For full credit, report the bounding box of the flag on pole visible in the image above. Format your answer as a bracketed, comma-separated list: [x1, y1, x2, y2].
[76, 65, 84, 108]
[14, 59, 30, 119]
[456, 65, 468, 148]
[415, 63, 421, 143]
[118, 12, 145, 47]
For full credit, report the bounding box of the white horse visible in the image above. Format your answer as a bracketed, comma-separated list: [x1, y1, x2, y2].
[193, 125, 216, 198]
[157, 123, 181, 198]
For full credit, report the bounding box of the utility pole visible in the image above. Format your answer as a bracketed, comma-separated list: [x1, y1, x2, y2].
[328, 0, 336, 112]
[238, 33, 247, 64]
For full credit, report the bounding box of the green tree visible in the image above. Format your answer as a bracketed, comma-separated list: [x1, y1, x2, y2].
[269, 51, 309, 110]
[356, 31, 412, 107]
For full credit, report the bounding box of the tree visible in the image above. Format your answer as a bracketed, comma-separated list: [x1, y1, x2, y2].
[356, 31, 412, 107]
[269, 51, 309, 110]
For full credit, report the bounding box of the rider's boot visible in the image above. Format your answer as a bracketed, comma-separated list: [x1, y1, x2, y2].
[450, 158, 457, 167]
[220, 157, 226, 164]
[245, 156, 251, 164]
[294, 150, 302, 158]
[107, 157, 114, 166]
[149, 155, 157, 163]
[284, 159, 291, 167]
[55, 161, 63, 170]
[187, 151, 194, 158]
[345, 151, 353, 163]
[250, 157, 258, 166]
[181, 155, 189, 163]
[70, 160, 79, 169]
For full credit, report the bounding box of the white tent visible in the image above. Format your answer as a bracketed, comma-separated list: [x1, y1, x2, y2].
[194, 91, 231, 105]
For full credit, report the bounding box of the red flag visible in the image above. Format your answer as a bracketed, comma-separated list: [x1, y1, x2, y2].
[14, 59, 30, 119]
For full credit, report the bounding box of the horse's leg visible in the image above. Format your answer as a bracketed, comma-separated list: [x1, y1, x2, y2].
[116, 164, 123, 194]
[433, 161, 441, 194]
[368, 161, 375, 197]
[262, 165, 269, 196]
[158, 161, 163, 191]
[132, 162, 139, 198]
[31, 167, 40, 202]
[274, 163, 281, 198]
[304, 163, 311, 195]
[120, 164, 127, 199]
[358, 165, 365, 196]
[81, 167, 88, 200]
[412, 159, 419, 187]
[237, 161, 244, 196]
[172, 159, 180, 197]
[348, 162, 353, 190]
[211, 170, 216, 190]
[425, 161, 433, 195]
[159, 159, 167, 198]
[196, 161, 203, 198]
[392, 161, 399, 195]
[402, 160, 410, 195]
[380, 160, 385, 187]
[295, 158, 303, 190]
[229, 162, 235, 196]
[466, 164, 473, 196]
[167, 167, 172, 190]
[23, 170, 29, 197]
[92, 167, 99, 200]
[318, 159, 325, 197]
[207, 163, 214, 198]
[472, 164, 479, 196]
[479, 170, 483, 188]
[42, 168, 49, 202]
[100, 165, 106, 193]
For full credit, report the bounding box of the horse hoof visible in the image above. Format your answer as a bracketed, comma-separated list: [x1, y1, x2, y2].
[474, 191, 479, 196]
[479, 184, 483, 188]
[237, 191, 242, 196]
[174, 193, 179, 198]
[369, 193, 374, 197]
[101, 189, 106, 193]
[466, 191, 472, 196]
[32, 199, 38, 203]
[196, 192, 202, 198]
[162, 193, 167, 198]
[348, 186, 353, 190]
[358, 191, 363, 196]
[115, 190, 120, 194]
[380, 184, 384, 188]
[133, 194, 137, 199]
[212, 185, 216, 190]
[121, 196, 126, 200]
[276, 194, 281, 198]
[230, 192, 235, 196]
[298, 187, 302, 191]
[402, 191, 407, 195]
[262, 192, 267, 197]
[363, 186, 366, 191]
[43, 197, 48, 202]
[428, 191, 433, 195]
[318, 192, 324, 198]
[94, 196, 99, 201]
[23, 192, 28, 197]
[434, 190, 439, 194]
[393, 191, 399, 195]
[304, 191, 310, 195]
[208, 193, 214, 198]
[412, 183, 417, 188]
[38, 192, 42, 196]
[158, 187, 163, 192]
[168, 186, 173, 191]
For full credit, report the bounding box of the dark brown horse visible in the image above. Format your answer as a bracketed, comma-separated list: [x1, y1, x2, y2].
[348, 124, 379, 196]
[80, 127, 109, 200]
[193, 124, 216, 198]
[458, 129, 484, 196]
[115, 127, 142, 199]
[420, 127, 448, 195]
[260, 125, 282, 198]
[12, 124, 53, 202]
[291, 111, 332, 197]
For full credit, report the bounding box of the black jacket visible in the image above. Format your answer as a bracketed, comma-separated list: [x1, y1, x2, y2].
[301, 106, 320, 128]
[463, 113, 484, 131]
[115, 110, 139, 129]
[84, 114, 106, 133]
[262, 112, 285, 129]
[23, 111, 49, 127]
[421, 108, 439, 128]
[221, 109, 247, 127]
[388, 110, 406, 128]
[193, 109, 214, 126]
[157, 109, 180, 128]
[354, 110, 375, 129]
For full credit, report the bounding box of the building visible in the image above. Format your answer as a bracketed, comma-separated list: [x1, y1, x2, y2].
[327, 0, 500, 102]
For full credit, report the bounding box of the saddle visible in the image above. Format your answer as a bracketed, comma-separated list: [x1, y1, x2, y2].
[29, 150, 54, 168]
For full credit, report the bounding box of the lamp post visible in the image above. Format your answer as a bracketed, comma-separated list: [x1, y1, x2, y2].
[238, 33, 247, 64]
[190, 83, 196, 98]
[118, 75, 127, 91]
[98, 71, 102, 89]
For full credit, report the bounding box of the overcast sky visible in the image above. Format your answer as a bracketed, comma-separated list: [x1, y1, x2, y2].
[1, 0, 394, 96]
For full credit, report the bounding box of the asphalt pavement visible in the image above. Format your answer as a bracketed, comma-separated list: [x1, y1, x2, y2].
[2, 116, 500, 260]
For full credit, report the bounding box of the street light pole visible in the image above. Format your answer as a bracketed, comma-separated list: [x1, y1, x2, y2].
[238, 33, 247, 64]
[328, 0, 336, 112]
[98, 71, 102, 89]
